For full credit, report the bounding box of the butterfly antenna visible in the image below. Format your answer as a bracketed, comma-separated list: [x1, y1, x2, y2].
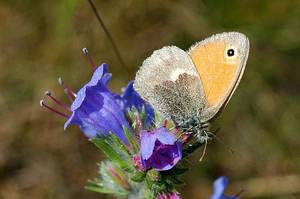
[87, 0, 130, 78]
[199, 131, 208, 162]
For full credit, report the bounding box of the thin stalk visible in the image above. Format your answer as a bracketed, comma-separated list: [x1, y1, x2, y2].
[87, 0, 131, 78]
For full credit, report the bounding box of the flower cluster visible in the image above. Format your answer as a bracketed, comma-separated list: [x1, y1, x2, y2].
[41, 51, 241, 199]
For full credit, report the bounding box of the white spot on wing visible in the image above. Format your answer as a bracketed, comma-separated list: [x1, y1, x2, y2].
[170, 68, 196, 81]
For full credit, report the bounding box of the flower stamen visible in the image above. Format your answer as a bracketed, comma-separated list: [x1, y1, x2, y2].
[40, 99, 70, 118]
[44, 91, 71, 112]
[82, 48, 96, 71]
[58, 77, 77, 102]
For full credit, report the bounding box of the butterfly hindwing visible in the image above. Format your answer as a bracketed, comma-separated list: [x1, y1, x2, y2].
[154, 73, 206, 121]
[134, 46, 206, 121]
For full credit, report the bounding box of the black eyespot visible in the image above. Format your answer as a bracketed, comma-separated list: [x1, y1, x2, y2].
[227, 49, 235, 57]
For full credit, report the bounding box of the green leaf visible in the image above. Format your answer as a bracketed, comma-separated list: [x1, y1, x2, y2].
[106, 166, 131, 191]
[92, 137, 134, 172]
[126, 107, 138, 123]
[85, 181, 127, 196]
[109, 133, 131, 155]
[154, 112, 162, 126]
[140, 106, 146, 123]
[130, 171, 146, 182]
[123, 126, 139, 154]
[165, 120, 175, 131]
[145, 175, 154, 189]
[144, 188, 155, 199]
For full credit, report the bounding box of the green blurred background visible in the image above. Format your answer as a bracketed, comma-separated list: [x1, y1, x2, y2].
[0, 0, 299, 198]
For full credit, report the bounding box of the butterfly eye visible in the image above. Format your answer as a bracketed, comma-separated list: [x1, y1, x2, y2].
[227, 48, 235, 57]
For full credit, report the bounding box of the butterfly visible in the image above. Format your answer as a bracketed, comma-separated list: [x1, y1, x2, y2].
[134, 32, 249, 138]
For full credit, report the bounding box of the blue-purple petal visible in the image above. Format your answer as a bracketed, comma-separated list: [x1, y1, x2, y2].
[70, 63, 111, 111]
[211, 176, 238, 199]
[140, 127, 182, 171]
[64, 64, 131, 144]
[140, 130, 157, 160]
[116, 81, 155, 126]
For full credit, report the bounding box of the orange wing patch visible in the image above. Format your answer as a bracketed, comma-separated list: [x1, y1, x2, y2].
[189, 42, 241, 108]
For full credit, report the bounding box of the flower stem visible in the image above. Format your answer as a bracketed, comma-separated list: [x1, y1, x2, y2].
[86, 0, 131, 78]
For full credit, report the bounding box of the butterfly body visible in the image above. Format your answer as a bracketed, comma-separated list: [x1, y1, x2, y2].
[134, 32, 249, 139]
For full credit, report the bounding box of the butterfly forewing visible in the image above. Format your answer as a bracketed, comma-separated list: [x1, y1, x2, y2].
[188, 32, 249, 121]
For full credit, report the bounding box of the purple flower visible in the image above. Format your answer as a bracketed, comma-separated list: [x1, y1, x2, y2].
[157, 192, 181, 199]
[140, 127, 182, 171]
[211, 176, 239, 199]
[64, 64, 131, 144]
[114, 81, 155, 126]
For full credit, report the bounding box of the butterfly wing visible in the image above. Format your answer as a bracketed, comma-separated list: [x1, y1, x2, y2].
[134, 46, 206, 122]
[134, 32, 249, 124]
[188, 32, 249, 121]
